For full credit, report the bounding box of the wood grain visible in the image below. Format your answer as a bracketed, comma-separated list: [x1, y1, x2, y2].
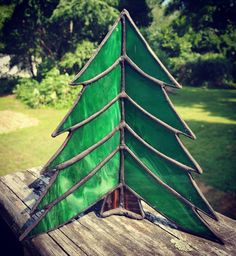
[0, 167, 235, 255]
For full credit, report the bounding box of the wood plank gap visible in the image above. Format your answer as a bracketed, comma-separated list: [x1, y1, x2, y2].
[58, 228, 90, 256]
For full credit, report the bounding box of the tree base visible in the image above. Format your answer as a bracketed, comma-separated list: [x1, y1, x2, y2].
[100, 186, 145, 220]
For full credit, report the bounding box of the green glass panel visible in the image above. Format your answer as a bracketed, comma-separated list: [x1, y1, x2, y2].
[38, 131, 120, 210]
[125, 131, 213, 217]
[124, 152, 217, 240]
[125, 64, 191, 136]
[49, 101, 121, 169]
[29, 152, 120, 237]
[125, 99, 197, 170]
[126, 20, 174, 86]
[58, 65, 121, 134]
[74, 22, 122, 84]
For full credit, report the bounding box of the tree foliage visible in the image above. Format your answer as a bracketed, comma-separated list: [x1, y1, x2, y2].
[0, 0, 151, 77]
[118, 0, 152, 27]
[0, 0, 152, 104]
[0, 0, 119, 77]
[14, 68, 81, 108]
[1, 0, 235, 104]
[147, 0, 236, 88]
[59, 40, 96, 74]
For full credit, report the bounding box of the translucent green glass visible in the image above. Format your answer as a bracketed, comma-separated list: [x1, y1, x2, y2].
[125, 63, 191, 136]
[124, 152, 217, 240]
[49, 101, 121, 169]
[125, 131, 213, 216]
[74, 22, 122, 84]
[29, 152, 120, 236]
[38, 131, 120, 210]
[124, 99, 197, 170]
[58, 65, 121, 134]
[26, 12, 219, 242]
[126, 20, 174, 86]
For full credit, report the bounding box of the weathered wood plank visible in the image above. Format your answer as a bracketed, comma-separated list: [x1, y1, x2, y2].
[49, 229, 87, 256]
[0, 180, 29, 234]
[61, 220, 113, 256]
[79, 212, 177, 256]
[0, 179, 68, 256]
[103, 215, 184, 255]
[0, 170, 85, 256]
[78, 213, 148, 256]
[0, 167, 236, 256]
[143, 201, 236, 255]
[79, 214, 141, 255]
[31, 235, 68, 256]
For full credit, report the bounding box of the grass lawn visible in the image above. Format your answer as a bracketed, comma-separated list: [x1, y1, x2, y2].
[0, 95, 67, 175]
[0, 87, 236, 215]
[169, 87, 236, 194]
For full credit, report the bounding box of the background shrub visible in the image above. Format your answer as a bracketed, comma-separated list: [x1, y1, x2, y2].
[14, 68, 82, 108]
[170, 53, 236, 88]
[59, 40, 96, 74]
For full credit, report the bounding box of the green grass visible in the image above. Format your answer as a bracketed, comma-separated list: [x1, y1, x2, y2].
[0, 87, 235, 195]
[169, 87, 236, 193]
[0, 95, 67, 175]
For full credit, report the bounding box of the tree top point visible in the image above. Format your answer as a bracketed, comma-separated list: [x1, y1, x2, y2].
[121, 9, 130, 16]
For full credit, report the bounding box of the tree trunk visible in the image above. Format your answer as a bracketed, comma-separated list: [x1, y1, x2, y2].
[28, 55, 36, 78]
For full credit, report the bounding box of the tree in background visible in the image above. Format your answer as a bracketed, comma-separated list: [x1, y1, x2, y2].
[0, 0, 151, 78]
[147, 0, 236, 88]
[0, 0, 59, 77]
[1, 0, 235, 104]
[0, 0, 152, 106]
[118, 0, 152, 27]
[0, 0, 118, 105]
[0, 0, 119, 76]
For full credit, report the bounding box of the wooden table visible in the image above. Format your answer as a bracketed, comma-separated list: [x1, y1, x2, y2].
[0, 167, 235, 255]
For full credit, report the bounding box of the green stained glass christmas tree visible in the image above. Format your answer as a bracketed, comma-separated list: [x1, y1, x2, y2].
[20, 10, 222, 243]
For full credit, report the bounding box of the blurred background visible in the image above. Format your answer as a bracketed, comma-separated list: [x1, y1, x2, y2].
[0, 0, 235, 222]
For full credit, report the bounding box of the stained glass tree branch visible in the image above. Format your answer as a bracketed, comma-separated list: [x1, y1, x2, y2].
[20, 10, 223, 244]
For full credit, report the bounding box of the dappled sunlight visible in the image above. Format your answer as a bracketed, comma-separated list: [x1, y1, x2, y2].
[169, 88, 236, 125]
[175, 104, 236, 124]
[222, 98, 236, 103]
[0, 95, 67, 175]
[179, 120, 236, 194]
[0, 110, 39, 134]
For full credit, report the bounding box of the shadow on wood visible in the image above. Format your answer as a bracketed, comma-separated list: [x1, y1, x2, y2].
[0, 167, 235, 255]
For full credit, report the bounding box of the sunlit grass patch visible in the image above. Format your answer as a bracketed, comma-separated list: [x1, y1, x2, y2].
[176, 104, 236, 124]
[170, 87, 236, 193]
